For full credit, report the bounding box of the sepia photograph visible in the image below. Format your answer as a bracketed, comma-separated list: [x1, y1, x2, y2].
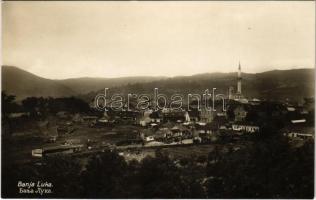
[1, 1, 315, 198]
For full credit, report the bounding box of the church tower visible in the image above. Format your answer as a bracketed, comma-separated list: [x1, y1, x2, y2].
[237, 62, 242, 94]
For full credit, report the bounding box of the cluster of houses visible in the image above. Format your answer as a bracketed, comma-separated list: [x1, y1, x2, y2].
[11, 95, 314, 150]
[27, 96, 314, 158]
[28, 94, 312, 146]
[71, 97, 312, 145]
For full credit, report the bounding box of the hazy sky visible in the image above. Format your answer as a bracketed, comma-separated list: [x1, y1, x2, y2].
[2, 1, 315, 79]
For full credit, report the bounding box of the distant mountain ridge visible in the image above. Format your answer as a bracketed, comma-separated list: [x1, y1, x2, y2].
[58, 76, 167, 94]
[82, 68, 315, 102]
[2, 66, 77, 100]
[2, 66, 166, 100]
[2, 66, 314, 102]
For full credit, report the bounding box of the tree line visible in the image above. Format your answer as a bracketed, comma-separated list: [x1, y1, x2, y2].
[2, 92, 92, 136]
[2, 92, 91, 117]
[2, 134, 314, 199]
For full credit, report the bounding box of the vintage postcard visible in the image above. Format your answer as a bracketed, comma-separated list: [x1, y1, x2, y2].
[1, 1, 315, 199]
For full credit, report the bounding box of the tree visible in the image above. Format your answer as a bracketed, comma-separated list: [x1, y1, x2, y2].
[2, 156, 82, 198]
[2, 92, 18, 118]
[139, 150, 187, 198]
[47, 97, 91, 114]
[2, 163, 40, 198]
[2, 92, 21, 136]
[80, 151, 129, 198]
[22, 97, 39, 117]
[206, 135, 314, 198]
[38, 156, 83, 198]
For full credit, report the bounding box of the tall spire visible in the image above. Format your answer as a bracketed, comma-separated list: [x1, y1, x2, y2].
[237, 62, 242, 94]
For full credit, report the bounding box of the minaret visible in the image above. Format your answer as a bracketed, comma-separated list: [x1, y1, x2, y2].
[237, 62, 242, 94]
